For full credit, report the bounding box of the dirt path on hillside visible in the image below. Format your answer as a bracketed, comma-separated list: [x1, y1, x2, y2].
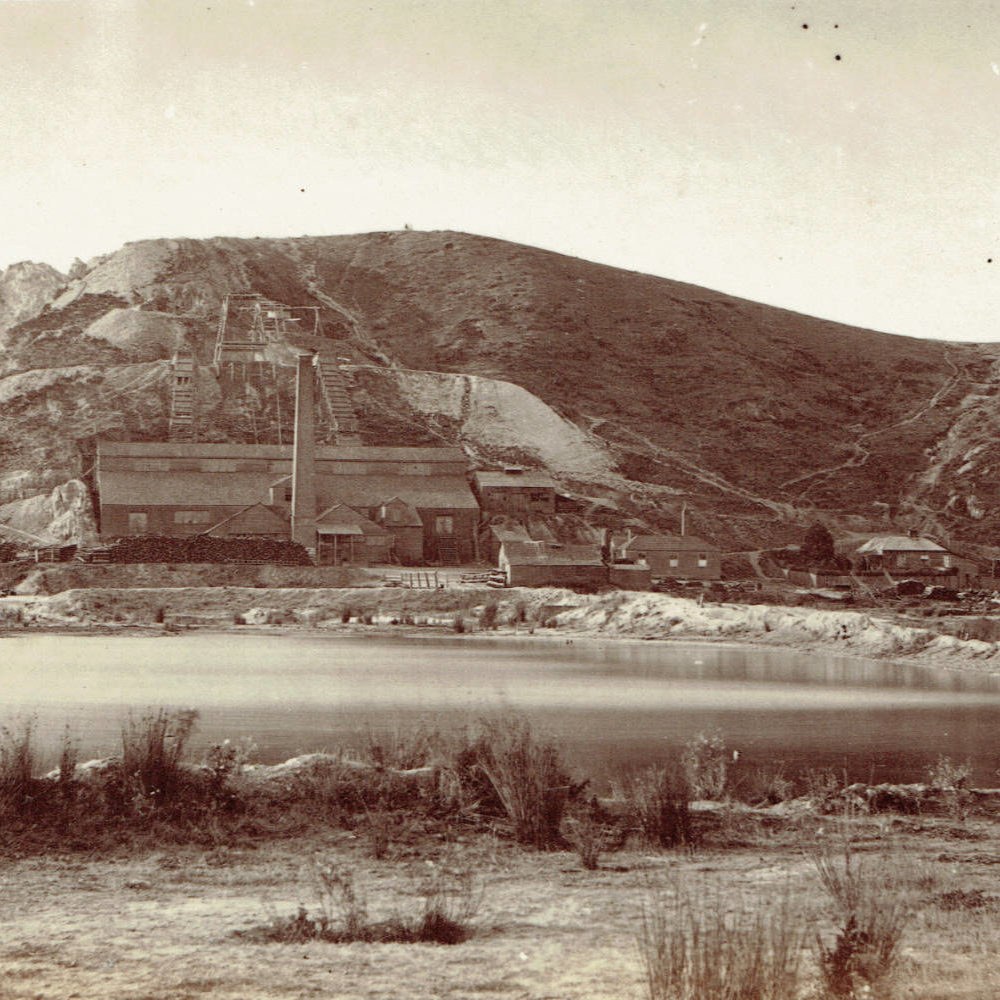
[779, 348, 964, 497]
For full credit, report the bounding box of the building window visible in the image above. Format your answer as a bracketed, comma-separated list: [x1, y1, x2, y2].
[698, 553, 708, 568]
[669, 557, 679, 568]
[173, 510, 212, 524]
[128, 512, 148, 535]
[435, 516, 453, 535]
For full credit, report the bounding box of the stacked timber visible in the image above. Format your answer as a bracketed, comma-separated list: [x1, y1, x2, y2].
[103, 535, 312, 565]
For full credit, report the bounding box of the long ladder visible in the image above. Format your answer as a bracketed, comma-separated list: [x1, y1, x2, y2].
[168, 352, 196, 440]
[315, 354, 362, 444]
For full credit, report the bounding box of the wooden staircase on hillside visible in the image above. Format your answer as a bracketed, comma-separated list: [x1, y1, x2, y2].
[168, 352, 196, 440]
[315, 354, 362, 444]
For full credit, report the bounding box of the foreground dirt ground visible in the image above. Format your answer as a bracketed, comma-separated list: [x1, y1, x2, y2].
[2, 809, 1000, 1000]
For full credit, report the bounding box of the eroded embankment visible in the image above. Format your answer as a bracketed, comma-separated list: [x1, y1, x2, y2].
[4, 584, 1000, 672]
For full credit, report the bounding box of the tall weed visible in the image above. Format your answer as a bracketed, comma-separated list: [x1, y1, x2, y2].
[812, 825, 909, 998]
[120, 708, 199, 805]
[0, 719, 37, 819]
[637, 878, 804, 1000]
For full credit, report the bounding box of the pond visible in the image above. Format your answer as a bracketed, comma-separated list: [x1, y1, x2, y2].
[3, 631, 1000, 789]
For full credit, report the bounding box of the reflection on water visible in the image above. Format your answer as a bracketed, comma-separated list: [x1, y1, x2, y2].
[3, 632, 1000, 788]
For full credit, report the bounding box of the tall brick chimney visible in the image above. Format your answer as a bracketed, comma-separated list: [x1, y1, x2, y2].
[290, 352, 317, 551]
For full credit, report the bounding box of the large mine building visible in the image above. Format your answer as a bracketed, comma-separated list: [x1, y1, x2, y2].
[96, 353, 479, 564]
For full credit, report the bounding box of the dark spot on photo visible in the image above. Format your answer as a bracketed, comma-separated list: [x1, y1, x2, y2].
[835, 54, 842, 61]
[802, 23, 808, 29]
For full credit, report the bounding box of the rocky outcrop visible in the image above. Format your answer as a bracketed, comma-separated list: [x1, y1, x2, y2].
[0, 261, 65, 340]
[0, 479, 98, 545]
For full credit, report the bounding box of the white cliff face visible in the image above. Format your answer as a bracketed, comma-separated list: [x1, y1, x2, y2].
[387, 368, 616, 479]
[0, 261, 66, 340]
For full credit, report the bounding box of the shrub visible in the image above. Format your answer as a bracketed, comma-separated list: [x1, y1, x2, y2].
[681, 730, 728, 800]
[735, 762, 795, 806]
[479, 601, 499, 630]
[452, 615, 466, 634]
[119, 708, 199, 805]
[341, 607, 353, 624]
[204, 737, 256, 794]
[637, 879, 804, 1000]
[365, 808, 394, 860]
[475, 715, 577, 848]
[614, 764, 693, 848]
[562, 805, 617, 869]
[812, 832, 909, 998]
[927, 755, 973, 821]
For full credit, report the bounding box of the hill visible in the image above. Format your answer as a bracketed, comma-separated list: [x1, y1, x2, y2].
[1, 230, 997, 552]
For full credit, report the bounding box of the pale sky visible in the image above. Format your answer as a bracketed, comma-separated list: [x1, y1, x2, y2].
[3, 0, 1000, 341]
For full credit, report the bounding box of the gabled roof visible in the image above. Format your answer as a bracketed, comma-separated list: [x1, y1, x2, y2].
[97, 470, 274, 506]
[316, 503, 388, 535]
[315, 474, 478, 511]
[474, 469, 557, 489]
[204, 502, 288, 537]
[856, 535, 947, 555]
[97, 470, 479, 511]
[98, 440, 469, 464]
[378, 496, 423, 527]
[501, 540, 604, 566]
[623, 534, 718, 553]
[490, 524, 531, 542]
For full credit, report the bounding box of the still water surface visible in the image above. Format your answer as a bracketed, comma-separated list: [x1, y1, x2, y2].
[4, 632, 1000, 788]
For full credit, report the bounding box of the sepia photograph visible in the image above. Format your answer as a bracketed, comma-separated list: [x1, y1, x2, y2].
[2, 1, 1000, 997]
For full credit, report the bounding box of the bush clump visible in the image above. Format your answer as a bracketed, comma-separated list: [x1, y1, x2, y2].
[474, 715, 579, 848]
[614, 763, 693, 848]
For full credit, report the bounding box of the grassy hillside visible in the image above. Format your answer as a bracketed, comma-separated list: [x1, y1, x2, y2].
[3, 230, 999, 549]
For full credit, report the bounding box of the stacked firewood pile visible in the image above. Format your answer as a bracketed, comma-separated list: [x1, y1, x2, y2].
[0, 542, 18, 562]
[103, 535, 312, 565]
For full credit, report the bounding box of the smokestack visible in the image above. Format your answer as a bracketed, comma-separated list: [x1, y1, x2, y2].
[680, 502, 687, 537]
[290, 352, 317, 551]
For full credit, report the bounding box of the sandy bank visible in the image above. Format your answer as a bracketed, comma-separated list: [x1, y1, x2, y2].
[2, 583, 1000, 674]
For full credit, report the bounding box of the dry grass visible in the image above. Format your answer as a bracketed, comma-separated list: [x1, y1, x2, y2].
[637, 878, 805, 1000]
[244, 856, 481, 946]
[812, 824, 909, 998]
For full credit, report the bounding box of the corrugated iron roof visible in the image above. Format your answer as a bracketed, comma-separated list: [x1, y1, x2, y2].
[501, 540, 604, 566]
[204, 502, 288, 536]
[474, 470, 557, 489]
[623, 535, 718, 552]
[315, 475, 478, 511]
[316, 503, 388, 535]
[98, 471, 274, 506]
[99, 471, 479, 511]
[856, 535, 947, 554]
[98, 440, 468, 463]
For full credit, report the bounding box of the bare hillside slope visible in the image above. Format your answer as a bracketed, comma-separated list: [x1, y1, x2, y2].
[3, 230, 998, 549]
